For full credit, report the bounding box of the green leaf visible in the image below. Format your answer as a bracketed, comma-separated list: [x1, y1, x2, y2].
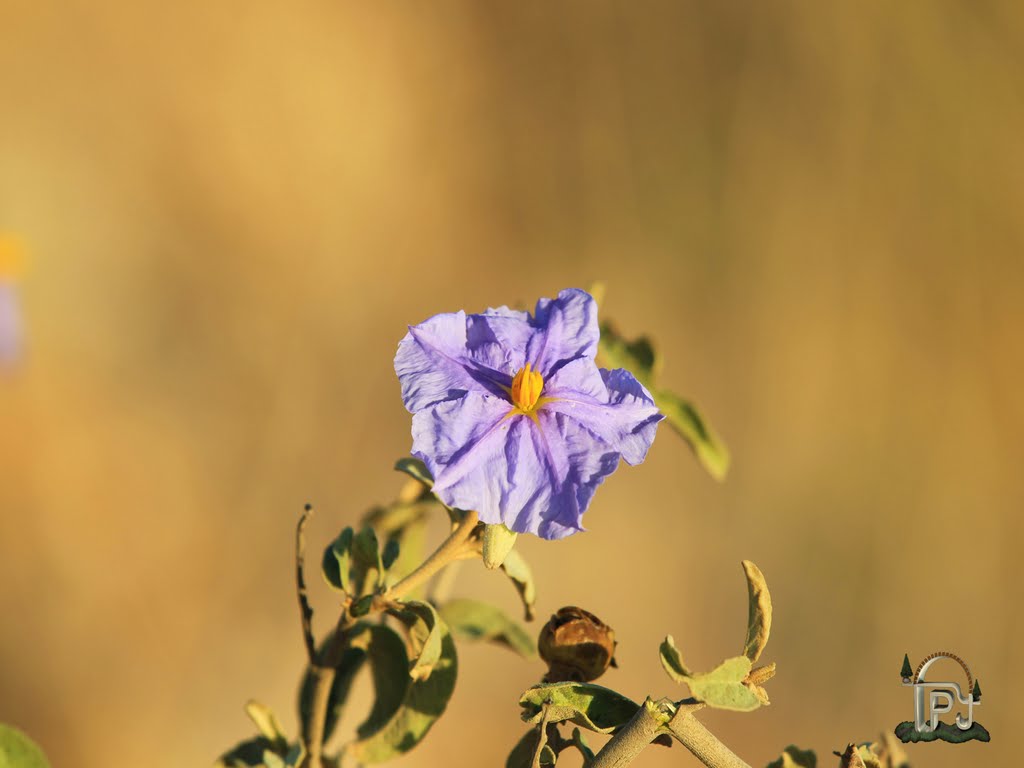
[0, 724, 50, 768]
[322, 527, 354, 594]
[395, 457, 434, 488]
[297, 644, 367, 746]
[505, 727, 556, 768]
[765, 745, 817, 768]
[596, 319, 729, 480]
[519, 682, 639, 734]
[244, 701, 288, 752]
[685, 656, 762, 712]
[346, 620, 458, 763]
[351, 527, 384, 593]
[597, 322, 660, 382]
[652, 388, 730, 481]
[500, 549, 537, 621]
[381, 538, 400, 570]
[216, 736, 279, 767]
[741, 560, 772, 664]
[386, 600, 446, 681]
[659, 635, 691, 683]
[439, 598, 536, 658]
[482, 523, 518, 570]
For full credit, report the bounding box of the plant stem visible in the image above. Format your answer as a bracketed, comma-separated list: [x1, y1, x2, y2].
[666, 706, 751, 768]
[299, 510, 480, 768]
[590, 700, 671, 768]
[591, 700, 750, 768]
[302, 663, 335, 768]
[382, 510, 479, 603]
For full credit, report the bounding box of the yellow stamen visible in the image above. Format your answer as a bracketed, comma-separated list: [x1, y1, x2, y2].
[510, 363, 544, 413]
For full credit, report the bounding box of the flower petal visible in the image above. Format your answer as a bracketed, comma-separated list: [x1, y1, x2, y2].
[526, 288, 599, 377]
[420, 399, 622, 540]
[396, 311, 512, 412]
[544, 367, 663, 465]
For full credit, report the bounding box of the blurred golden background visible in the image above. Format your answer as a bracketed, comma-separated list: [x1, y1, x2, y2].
[1, 3, 1022, 767]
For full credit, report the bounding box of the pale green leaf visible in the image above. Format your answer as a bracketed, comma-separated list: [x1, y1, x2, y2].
[741, 560, 772, 664]
[519, 682, 639, 734]
[394, 457, 434, 488]
[500, 549, 537, 621]
[659, 635, 691, 683]
[685, 656, 762, 712]
[321, 527, 354, 594]
[346, 621, 458, 763]
[388, 600, 446, 681]
[0, 724, 50, 768]
[351, 527, 383, 592]
[439, 598, 536, 658]
[653, 388, 730, 481]
[765, 745, 817, 768]
[244, 701, 288, 752]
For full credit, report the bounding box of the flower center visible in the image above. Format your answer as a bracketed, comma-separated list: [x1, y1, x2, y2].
[510, 363, 544, 412]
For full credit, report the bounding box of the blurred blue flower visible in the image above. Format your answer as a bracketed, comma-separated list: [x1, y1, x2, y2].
[0, 281, 21, 366]
[395, 288, 662, 539]
[0, 236, 25, 368]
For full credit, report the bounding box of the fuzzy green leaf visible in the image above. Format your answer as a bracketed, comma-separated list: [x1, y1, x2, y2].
[387, 600, 446, 681]
[652, 388, 730, 481]
[685, 656, 762, 712]
[742, 560, 773, 664]
[482, 523, 518, 569]
[765, 745, 817, 768]
[439, 598, 536, 658]
[394, 457, 434, 488]
[659, 635, 691, 683]
[244, 701, 288, 752]
[0, 724, 50, 768]
[381, 538, 401, 570]
[216, 736, 279, 767]
[519, 682, 640, 734]
[297, 644, 367, 746]
[346, 621, 458, 763]
[322, 527, 354, 594]
[351, 527, 384, 592]
[596, 319, 729, 480]
[500, 549, 537, 621]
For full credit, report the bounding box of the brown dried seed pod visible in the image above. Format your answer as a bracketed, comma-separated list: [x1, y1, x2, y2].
[538, 606, 617, 683]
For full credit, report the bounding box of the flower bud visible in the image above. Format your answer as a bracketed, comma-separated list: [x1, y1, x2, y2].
[538, 606, 617, 683]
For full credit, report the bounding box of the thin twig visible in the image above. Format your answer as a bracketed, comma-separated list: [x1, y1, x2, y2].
[296, 504, 316, 663]
[531, 701, 553, 768]
[382, 510, 479, 603]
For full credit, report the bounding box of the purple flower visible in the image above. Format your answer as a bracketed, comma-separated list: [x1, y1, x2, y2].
[0, 282, 21, 367]
[395, 288, 663, 539]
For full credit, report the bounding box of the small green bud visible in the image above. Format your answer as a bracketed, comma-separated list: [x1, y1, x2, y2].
[482, 523, 517, 569]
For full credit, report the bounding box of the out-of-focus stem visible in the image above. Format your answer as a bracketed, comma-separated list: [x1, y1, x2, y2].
[300, 510, 480, 768]
[382, 510, 479, 603]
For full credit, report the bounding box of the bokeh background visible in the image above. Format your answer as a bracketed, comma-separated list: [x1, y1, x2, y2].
[2, 3, 1022, 767]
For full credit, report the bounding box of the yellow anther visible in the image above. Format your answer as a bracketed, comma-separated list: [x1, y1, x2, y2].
[510, 363, 544, 412]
